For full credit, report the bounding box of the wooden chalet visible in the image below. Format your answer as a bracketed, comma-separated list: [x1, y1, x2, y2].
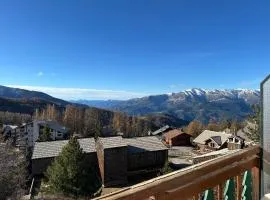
[96, 136, 128, 187]
[162, 129, 192, 146]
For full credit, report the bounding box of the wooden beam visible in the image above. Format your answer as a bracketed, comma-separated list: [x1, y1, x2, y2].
[217, 184, 222, 200]
[97, 146, 260, 200]
[236, 175, 241, 200]
[252, 166, 260, 200]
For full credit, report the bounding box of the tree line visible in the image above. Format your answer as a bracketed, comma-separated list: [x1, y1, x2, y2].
[184, 118, 246, 138]
[34, 104, 157, 138]
[0, 111, 32, 126]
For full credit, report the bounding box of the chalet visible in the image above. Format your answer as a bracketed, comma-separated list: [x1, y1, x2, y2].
[151, 125, 172, 137]
[96, 136, 128, 187]
[162, 129, 192, 146]
[124, 136, 168, 175]
[31, 138, 98, 175]
[227, 135, 245, 150]
[193, 130, 232, 151]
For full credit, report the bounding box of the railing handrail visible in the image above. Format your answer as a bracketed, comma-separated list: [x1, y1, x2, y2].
[95, 145, 261, 200]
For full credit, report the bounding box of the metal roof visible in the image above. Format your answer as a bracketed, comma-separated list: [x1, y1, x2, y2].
[124, 136, 168, 153]
[98, 136, 127, 149]
[32, 138, 96, 160]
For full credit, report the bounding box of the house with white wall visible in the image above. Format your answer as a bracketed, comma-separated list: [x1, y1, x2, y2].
[14, 120, 68, 150]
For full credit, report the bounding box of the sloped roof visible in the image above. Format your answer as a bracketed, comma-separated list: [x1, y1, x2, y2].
[193, 130, 232, 146]
[163, 129, 189, 140]
[32, 138, 96, 160]
[98, 136, 127, 149]
[210, 136, 222, 145]
[124, 136, 168, 153]
[3, 124, 18, 130]
[152, 125, 171, 136]
[228, 135, 245, 142]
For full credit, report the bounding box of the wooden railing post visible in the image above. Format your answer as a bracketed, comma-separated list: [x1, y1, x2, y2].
[236, 175, 241, 200]
[217, 184, 223, 200]
[252, 166, 260, 200]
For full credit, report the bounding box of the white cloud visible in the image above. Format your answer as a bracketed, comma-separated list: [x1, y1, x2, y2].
[6, 85, 149, 100]
[37, 72, 44, 77]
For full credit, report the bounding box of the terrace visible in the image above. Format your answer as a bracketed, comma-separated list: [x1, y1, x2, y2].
[96, 145, 261, 200]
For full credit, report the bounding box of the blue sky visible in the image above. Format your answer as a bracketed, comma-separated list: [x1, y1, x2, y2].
[0, 0, 269, 100]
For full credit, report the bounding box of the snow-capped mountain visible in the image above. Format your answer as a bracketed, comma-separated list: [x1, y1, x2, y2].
[76, 88, 260, 123]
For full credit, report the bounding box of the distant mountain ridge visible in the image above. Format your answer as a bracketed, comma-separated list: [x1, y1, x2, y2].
[73, 88, 260, 123]
[0, 85, 87, 114]
[0, 85, 68, 106]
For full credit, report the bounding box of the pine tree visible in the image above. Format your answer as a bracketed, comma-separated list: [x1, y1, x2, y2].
[38, 125, 52, 142]
[46, 137, 102, 197]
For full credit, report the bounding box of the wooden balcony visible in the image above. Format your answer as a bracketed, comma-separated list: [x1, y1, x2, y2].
[96, 145, 261, 200]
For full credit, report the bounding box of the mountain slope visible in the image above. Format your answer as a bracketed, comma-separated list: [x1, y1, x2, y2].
[0, 85, 68, 106]
[0, 85, 88, 114]
[76, 88, 260, 123]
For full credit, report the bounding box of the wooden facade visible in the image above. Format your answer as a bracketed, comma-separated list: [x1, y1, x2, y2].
[96, 137, 128, 187]
[125, 136, 168, 175]
[32, 153, 98, 176]
[163, 129, 192, 146]
[31, 138, 98, 176]
[127, 150, 168, 173]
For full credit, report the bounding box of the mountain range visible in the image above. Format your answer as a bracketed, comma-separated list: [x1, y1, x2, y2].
[73, 88, 260, 123]
[0, 85, 260, 124]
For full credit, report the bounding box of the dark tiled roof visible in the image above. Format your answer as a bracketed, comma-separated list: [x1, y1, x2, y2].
[98, 136, 127, 149]
[32, 138, 96, 159]
[124, 136, 168, 153]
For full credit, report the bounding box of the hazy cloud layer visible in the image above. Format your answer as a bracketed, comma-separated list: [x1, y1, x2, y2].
[6, 85, 149, 100]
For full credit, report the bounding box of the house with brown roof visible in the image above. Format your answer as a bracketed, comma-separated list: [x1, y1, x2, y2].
[162, 129, 192, 147]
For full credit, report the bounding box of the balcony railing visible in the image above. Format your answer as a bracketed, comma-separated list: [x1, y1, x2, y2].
[96, 145, 260, 200]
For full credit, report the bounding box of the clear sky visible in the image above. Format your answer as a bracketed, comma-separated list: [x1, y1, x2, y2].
[0, 0, 269, 100]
